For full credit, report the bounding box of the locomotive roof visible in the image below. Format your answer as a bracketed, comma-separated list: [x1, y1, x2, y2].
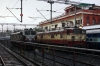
[86, 28, 100, 34]
[11, 32, 21, 35]
[83, 25, 100, 30]
[11, 29, 36, 35]
[83, 25, 100, 34]
[37, 27, 78, 34]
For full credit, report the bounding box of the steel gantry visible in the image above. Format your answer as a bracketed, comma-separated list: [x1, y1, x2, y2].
[0, 23, 37, 32]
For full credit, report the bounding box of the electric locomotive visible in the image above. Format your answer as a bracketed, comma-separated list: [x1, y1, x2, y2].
[86, 28, 100, 49]
[10, 28, 36, 44]
[83, 25, 100, 49]
[36, 27, 86, 47]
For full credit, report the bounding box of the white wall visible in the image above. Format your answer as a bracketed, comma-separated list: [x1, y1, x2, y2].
[42, 16, 83, 30]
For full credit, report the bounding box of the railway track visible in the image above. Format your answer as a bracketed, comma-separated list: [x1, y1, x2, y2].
[0, 44, 39, 66]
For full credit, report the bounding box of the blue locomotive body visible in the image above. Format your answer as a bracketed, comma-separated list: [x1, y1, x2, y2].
[86, 28, 100, 49]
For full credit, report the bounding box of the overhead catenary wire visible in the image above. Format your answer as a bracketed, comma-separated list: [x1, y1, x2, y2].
[30, 7, 65, 22]
[1, 0, 13, 22]
[29, 1, 67, 21]
[6, 7, 21, 22]
[28, 3, 49, 16]
[36, 8, 49, 21]
[31, 1, 68, 22]
[2, 0, 20, 23]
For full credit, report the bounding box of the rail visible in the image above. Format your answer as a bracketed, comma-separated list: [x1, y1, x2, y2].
[0, 55, 6, 66]
[0, 39, 41, 66]
[1, 39, 100, 66]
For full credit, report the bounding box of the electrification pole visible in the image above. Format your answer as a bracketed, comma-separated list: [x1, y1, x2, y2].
[37, 0, 80, 25]
[13, 25, 16, 32]
[75, 5, 76, 28]
[20, 0, 23, 22]
[6, 0, 23, 22]
[1, 24, 3, 33]
[47, 0, 54, 24]
[72, 4, 77, 28]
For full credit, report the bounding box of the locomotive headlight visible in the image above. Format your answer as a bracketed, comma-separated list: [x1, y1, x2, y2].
[78, 24, 83, 29]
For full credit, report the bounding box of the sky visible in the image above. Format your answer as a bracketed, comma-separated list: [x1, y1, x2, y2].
[0, 0, 100, 31]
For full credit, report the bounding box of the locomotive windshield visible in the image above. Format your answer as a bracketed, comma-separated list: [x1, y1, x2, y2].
[25, 30, 36, 35]
[73, 29, 86, 34]
[31, 31, 36, 35]
[25, 30, 30, 35]
[82, 30, 86, 34]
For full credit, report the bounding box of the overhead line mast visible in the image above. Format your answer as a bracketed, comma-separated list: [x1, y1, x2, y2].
[6, 0, 23, 22]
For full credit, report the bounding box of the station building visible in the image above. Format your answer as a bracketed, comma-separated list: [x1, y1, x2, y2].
[38, 3, 100, 30]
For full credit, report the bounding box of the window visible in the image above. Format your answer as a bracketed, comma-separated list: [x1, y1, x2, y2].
[90, 38, 92, 41]
[45, 27, 48, 30]
[86, 16, 90, 25]
[93, 34, 97, 37]
[70, 9, 73, 12]
[98, 18, 100, 24]
[80, 19, 82, 24]
[67, 30, 70, 34]
[72, 36, 75, 41]
[62, 23, 65, 27]
[51, 34, 54, 38]
[25, 30, 30, 35]
[82, 30, 86, 34]
[60, 34, 63, 38]
[41, 35, 43, 38]
[31, 31, 36, 35]
[92, 17, 96, 25]
[55, 24, 57, 28]
[73, 29, 80, 34]
[76, 20, 80, 26]
[77, 20, 80, 24]
[70, 21, 74, 27]
[86, 38, 89, 41]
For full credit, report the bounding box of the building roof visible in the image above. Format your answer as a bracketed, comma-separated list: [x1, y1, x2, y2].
[78, 3, 93, 7]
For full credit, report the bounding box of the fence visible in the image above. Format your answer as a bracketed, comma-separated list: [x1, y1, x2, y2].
[0, 39, 100, 66]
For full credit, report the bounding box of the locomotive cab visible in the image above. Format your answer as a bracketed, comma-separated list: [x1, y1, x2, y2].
[72, 28, 86, 47]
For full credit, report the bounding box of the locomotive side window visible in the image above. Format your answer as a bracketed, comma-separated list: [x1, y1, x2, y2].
[73, 29, 80, 34]
[90, 38, 92, 41]
[67, 30, 70, 34]
[72, 36, 75, 41]
[86, 38, 89, 41]
[51, 34, 54, 38]
[93, 34, 97, 37]
[41, 35, 43, 38]
[82, 30, 86, 34]
[74, 29, 86, 34]
[60, 34, 62, 38]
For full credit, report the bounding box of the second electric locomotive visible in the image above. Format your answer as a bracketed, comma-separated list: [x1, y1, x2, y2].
[36, 27, 86, 47]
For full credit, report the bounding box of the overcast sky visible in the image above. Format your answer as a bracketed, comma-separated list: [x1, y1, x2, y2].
[0, 0, 100, 31]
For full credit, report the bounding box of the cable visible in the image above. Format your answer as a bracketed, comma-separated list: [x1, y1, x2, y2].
[3, 0, 20, 23]
[34, 4, 66, 21]
[1, 0, 13, 22]
[29, 4, 50, 17]
[3, 0, 13, 16]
